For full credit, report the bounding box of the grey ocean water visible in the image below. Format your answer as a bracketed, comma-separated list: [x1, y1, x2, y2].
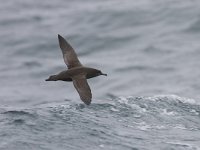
[1, 0, 200, 149]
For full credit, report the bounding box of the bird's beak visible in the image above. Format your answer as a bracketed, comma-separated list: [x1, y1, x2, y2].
[101, 73, 107, 76]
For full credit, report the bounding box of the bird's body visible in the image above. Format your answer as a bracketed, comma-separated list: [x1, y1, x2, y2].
[46, 67, 104, 82]
[46, 34, 107, 105]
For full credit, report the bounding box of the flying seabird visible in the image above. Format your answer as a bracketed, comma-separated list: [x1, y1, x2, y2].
[45, 34, 107, 105]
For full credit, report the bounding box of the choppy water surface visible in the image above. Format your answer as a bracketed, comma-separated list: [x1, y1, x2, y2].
[1, 0, 200, 149]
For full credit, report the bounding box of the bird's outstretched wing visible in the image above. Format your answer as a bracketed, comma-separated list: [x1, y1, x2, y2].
[58, 34, 82, 69]
[72, 75, 92, 105]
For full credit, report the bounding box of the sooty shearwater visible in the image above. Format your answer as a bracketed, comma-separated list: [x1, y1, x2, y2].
[46, 34, 107, 105]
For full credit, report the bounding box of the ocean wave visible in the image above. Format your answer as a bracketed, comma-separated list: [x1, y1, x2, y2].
[1, 95, 200, 149]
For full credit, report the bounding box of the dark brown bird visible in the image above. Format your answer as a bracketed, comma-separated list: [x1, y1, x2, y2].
[46, 34, 107, 105]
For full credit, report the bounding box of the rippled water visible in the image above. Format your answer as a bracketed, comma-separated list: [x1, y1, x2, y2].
[1, 0, 200, 149]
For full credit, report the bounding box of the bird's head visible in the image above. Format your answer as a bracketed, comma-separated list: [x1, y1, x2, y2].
[45, 75, 57, 81]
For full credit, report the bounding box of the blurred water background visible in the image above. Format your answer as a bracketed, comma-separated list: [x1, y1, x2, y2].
[1, 0, 200, 149]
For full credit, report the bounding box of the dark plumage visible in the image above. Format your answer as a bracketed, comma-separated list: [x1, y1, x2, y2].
[46, 34, 107, 105]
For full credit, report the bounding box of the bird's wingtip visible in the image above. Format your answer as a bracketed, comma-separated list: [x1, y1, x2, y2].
[81, 98, 92, 105]
[58, 34, 62, 39]
[84, 100, 91, 105]
[58, 34, 66, 43]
